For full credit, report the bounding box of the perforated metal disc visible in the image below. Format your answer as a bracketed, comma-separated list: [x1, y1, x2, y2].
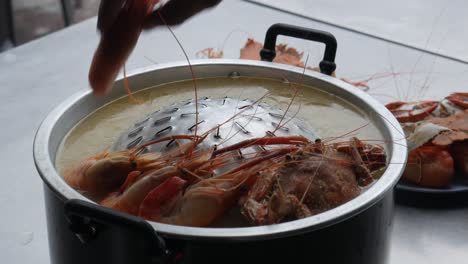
[112, 97, 317, 154]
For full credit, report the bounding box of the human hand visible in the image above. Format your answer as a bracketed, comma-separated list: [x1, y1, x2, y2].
[98, 0, 222, 31]
[90, 0, 221, 96]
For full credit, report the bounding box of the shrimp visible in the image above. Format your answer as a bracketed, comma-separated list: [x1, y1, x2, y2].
[385, 101, 439, 123]
[63, 150, 157, 199]
[92, 135, 307, 220]
[100, 147, 215, 215]
[63, 135, 200, 199]
[446, 92, 468, 109]
[385, 93, 467, 124]
[132, 136, 386, 227]
[139, 147, 297, 227]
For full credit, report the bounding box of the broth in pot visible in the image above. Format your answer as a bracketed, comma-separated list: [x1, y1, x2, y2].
[56, 77, 387, 227]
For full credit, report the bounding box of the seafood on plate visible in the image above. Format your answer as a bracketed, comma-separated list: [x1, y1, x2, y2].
[386, 93, 468, 188]
[63, 131, 386, 227]
[386, 92, 468, 123]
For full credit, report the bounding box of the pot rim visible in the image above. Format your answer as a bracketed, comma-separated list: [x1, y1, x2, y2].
[34, 59, 407, 241]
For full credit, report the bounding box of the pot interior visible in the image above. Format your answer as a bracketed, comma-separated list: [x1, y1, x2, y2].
[35, 60, 406, 240]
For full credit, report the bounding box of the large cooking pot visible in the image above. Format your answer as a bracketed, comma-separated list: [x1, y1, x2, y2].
[34, 24, 407, 264]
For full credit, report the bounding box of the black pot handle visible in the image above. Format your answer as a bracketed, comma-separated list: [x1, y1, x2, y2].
[64, 199, 172, 264]
[260, 23, 337, 76]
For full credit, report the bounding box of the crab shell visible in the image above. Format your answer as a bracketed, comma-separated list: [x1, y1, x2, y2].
[239, 140, 386, 225]
[430, 110, 468, 146]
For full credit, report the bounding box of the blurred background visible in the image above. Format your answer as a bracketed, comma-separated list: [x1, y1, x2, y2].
[1, 0, 99, 51]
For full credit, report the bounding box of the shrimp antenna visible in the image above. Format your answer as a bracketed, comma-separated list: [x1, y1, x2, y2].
[157, 11, 199, 141]
[273, 54, 309, 134]
[123, 65, 144, 104]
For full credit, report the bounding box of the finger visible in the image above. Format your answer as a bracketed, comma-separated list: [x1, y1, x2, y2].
[143, 0, 222, 29]
[89, 20, 142, 96]
[97, 0, 127, 32]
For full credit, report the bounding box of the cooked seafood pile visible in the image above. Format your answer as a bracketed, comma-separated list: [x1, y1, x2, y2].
[81, 4, 389, 225]
[63, 98, 386, 227]
[386, 93, 468, 188]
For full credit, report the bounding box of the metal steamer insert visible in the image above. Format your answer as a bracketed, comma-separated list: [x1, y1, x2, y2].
[113, 97, 317, 154]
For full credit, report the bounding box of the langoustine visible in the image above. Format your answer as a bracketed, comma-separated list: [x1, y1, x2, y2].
[386, 93, 468, 188]
[63, 133, 386, 227]
[63, 135, 201, 199]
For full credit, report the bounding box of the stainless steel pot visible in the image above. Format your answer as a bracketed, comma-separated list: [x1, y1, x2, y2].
[34, 24, 407, 264]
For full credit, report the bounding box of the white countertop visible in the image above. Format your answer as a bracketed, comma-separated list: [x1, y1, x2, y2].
[249, 0, 468, 63]
[0, 0, 467, 263]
